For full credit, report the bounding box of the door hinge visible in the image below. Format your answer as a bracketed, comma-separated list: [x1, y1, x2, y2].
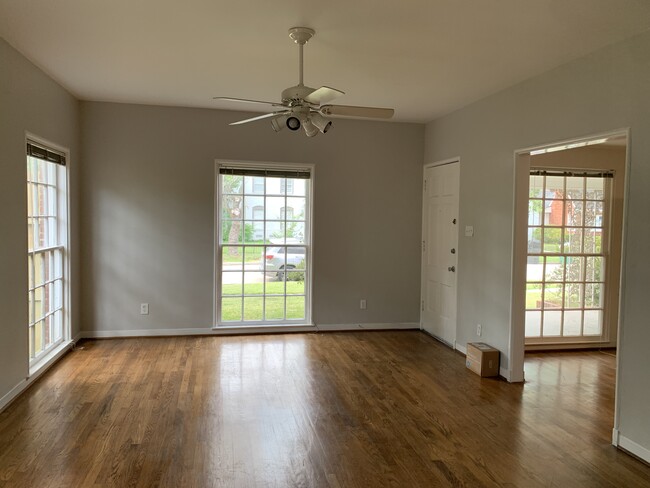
[422, 240, 426, 253]
[424, 179, 427, 192]
[421, 300, 425, 311]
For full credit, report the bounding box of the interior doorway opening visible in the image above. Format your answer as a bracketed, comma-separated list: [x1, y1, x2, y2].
[524, 147, 625, 348]
[511, 130, 629, 448]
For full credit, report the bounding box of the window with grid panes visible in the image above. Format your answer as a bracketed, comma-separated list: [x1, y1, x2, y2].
[216, 165, 311, 325]
[525, 171, 610, 342]
[26, 141, 68, 362]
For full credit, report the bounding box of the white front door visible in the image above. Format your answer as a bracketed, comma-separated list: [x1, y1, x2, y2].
[421, 162, 459, 346]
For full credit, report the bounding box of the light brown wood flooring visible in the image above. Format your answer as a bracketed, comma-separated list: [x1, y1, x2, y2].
[0, 331, 649, 487]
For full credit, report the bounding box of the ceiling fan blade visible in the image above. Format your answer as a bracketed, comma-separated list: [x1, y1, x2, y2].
[304, 86, 345, 105]
[319, 105, 394, 119]
[214, 97, 283, 108]
[229, 112, 287, 126]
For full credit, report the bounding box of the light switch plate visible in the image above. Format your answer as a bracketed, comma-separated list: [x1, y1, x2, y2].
[465, 225, 474, 237]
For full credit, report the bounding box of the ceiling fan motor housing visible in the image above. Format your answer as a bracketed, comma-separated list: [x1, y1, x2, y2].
[281, 85, 316, 105]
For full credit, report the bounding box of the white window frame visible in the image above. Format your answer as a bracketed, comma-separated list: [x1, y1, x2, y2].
[25, 134, 71, 369]
[213, 160, 314, 327]
[524, 171, 611, 344]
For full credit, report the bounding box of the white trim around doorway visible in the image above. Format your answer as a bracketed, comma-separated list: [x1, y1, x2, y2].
[510, 129, 631, 452]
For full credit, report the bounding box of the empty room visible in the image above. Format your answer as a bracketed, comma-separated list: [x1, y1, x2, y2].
[2, 1, 650, 486]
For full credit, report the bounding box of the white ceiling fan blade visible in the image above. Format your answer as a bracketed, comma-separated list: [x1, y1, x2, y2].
[214, 97, 284, 108]
[229, 112, 287, 126]
[304, 86, 345, 105]
[319, 105, 394, 119]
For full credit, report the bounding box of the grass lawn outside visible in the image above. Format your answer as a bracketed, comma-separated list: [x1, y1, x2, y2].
[221, 281, 305, 321]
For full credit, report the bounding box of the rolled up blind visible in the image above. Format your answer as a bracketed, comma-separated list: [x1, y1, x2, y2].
[219, 166, 310, 179]
[26, 141, 66, 165]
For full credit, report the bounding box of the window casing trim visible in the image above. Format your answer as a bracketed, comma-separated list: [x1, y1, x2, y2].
[25, 133, 72, 368]
[213, 160, 315, 327]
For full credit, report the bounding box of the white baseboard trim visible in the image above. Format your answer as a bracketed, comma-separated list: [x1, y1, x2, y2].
[419, 329, 455, 348]
[81, 325, 318, 338]
[612, 428, 620, 446]
[0, 338, 75, 413]
[80, 323, 418, 338]
[316, 322, 419, 332]
[615, 431, 650, 463]
[0, 379, 28, 413]
[454, 342, 467, 355]
[500, 367, 511, 382]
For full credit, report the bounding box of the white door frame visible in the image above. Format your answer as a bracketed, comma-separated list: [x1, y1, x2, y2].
[420, 157, 460, 347]
[510, 129, 631, 408]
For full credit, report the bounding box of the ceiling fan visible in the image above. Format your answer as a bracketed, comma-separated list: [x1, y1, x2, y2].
[214, 27, 395, 137]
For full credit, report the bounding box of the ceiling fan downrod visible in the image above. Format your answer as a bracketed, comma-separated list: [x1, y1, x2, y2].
[288, 27, 315, 87]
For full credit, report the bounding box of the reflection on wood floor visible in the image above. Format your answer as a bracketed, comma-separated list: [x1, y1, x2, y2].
[0, 332, 648, 487]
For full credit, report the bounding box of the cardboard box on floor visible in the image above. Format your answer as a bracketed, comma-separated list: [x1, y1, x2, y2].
[466, 343, 500, 377]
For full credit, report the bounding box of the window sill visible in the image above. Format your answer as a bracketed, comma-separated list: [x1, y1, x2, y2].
[29, 340, 74, 378]
[213, 323, 316, 333]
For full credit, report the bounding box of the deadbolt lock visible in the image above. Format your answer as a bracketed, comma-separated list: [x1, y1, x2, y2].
[450, 248, 456, 254]
[448, 266, 456, 272]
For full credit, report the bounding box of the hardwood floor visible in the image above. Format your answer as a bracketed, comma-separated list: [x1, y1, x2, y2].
[0, 332, 648, 487]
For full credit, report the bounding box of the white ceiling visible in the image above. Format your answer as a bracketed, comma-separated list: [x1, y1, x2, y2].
[1, 1, 650, 123]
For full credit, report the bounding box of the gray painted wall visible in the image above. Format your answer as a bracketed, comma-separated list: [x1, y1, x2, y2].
[0, 38, 80, 398]
[79, 102, 424, 332]
[425, 30, 650, 450]
[4, 22, 648, 461]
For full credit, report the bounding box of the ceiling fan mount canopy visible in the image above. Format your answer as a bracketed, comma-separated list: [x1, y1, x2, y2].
[288, 27, 315, 45]
[214, 27, 395, 137]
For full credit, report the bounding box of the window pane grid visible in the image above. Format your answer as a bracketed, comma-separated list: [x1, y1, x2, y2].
[526, 173, 607, 341]
[219, 173, 309, 324]
[28, 300, 61, 327]
[27, 154, 66, 362]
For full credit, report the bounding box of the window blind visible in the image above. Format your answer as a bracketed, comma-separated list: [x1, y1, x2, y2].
[26, 141, 66, 165]
[219, 166, 310, 179]
[530, 169, 613, 178]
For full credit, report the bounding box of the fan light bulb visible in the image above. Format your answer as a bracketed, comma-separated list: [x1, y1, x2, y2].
[303, 119, 319, 137]
[311, 113, 332, 133]
[286, 116, 301, 131]
[271, 115, 288, 132]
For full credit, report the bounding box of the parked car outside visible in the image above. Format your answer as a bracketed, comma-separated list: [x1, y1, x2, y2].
[262, 246, 306, 280]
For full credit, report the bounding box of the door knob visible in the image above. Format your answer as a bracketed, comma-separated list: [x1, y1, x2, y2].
[448, 266, 456, 272]
[450, 248, 456, 254]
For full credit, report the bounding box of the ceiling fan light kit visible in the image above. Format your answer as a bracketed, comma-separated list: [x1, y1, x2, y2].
[302, 118, 319, 138]
[286, 115, 301, 131]
[310, 113, 332, 133]
[270, 115, 288, 132]
[214, 27, 394, 138]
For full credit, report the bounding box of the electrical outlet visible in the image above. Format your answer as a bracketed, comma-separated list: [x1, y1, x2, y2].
[360, 299, 367, 310]
[140, 303, 149, 315]
[477, 323, 482, 336]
